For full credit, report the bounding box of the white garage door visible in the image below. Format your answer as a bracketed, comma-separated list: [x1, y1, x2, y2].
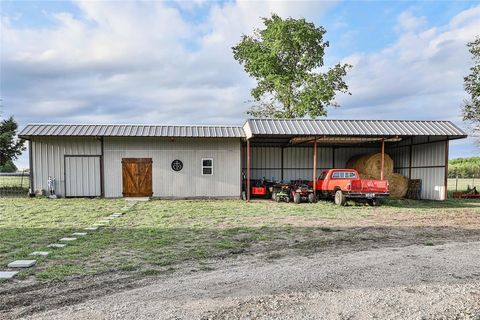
[65, 156, 101, 197]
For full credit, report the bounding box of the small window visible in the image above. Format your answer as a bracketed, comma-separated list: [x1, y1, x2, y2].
[345, 172, 357, 178]
[332, 171, 357, 179]
[332, 172, 344, 179]
[202, 158, 213, 175]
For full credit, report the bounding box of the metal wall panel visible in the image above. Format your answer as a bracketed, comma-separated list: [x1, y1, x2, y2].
[387, 139, 446, 200]
[103, 137, 241, 198]
[411, 167, 445, 200]
[389, 145, 410, 169]
[31, 137, 101, 196]
[244, 145, 380, 181]
[412, 141, 445, 167]
[65, 156, 101, 197]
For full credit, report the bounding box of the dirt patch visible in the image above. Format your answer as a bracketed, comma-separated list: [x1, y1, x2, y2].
[17, 240, 480, 320]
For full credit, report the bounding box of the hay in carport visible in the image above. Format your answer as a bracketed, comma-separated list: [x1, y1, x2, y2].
[346, 153, 394, 180]
[388, 173, 409, 198]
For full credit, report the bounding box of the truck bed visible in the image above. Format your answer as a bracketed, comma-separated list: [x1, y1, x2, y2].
[351, 179, 389, 193]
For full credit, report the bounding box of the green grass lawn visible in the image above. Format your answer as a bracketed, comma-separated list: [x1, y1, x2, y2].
[1, 197, 479, 282]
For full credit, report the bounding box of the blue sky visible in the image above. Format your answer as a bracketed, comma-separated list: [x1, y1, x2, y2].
[1, 0, 479, 168]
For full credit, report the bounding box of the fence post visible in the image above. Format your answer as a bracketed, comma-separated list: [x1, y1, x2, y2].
[455, 175, 458, 192]
[473, 175, 476, 188]
[20, 170, 25, 188]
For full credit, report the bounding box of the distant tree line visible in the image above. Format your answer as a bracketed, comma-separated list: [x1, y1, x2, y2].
[448, 157, 480, 178]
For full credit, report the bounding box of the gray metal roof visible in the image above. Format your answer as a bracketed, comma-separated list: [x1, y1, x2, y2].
[244, 119, 467, 138]
[19, 124, 245, 138]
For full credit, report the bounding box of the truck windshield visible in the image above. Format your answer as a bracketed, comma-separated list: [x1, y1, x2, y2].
[331, 171, 357, 179]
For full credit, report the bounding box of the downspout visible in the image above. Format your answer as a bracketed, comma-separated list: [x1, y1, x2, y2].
[100, 137, 105, 197]
[444, 139, 449, 200]
[28, 139, 35, 197]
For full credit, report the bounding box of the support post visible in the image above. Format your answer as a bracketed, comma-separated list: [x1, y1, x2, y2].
[381, 138, 385, 180]
[408, 138, 413, 180]
[281, 146, 284, 182]
[444, 139, 449, 200]
[313, 140, 318, 197]
[246, 139, 251, 202]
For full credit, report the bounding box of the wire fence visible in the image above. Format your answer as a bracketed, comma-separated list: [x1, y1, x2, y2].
[447, 176, 477, 192]
[0, 171, 30, 197]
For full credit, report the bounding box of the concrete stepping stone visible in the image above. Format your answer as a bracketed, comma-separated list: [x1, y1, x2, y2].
[0, 271, 18, 279]
[84, 227, 98, 231]
[111, 214, 122, 217]
[92, 224, 105, 227]
[48, 243, 66, 248]
[59, 237, 77, 241]
[30, 251, 49, 256]
[7, 260, 36, 268]
[72, 232, 87, 236]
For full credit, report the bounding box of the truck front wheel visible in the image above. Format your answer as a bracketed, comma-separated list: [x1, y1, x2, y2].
[334, 190, 346, 206]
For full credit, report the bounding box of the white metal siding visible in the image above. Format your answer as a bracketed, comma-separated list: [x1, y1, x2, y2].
[388, 138, 447, 200]
[31, 137, 101, 197]
[103, 137, 241, 198]
[244, 145, 381, 181]
[65, 157, 101, 197]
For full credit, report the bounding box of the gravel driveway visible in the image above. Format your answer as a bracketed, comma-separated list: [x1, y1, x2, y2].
[25, 240, 480, 320]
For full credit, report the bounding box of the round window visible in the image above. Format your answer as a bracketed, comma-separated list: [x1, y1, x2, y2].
[171, 159, 183, 172]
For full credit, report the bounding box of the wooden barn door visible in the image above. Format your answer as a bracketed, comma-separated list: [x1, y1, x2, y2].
[122, 158, 153, 197]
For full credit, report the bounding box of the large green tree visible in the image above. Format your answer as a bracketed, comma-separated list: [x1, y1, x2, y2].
[462, 37, 480, 133]
[232, 14, 351, 118]
[0, 116, 25, 166]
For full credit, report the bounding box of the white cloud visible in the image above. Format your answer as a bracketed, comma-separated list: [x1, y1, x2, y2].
[1, 0, 334, 127]
[396, 10, 427, 32]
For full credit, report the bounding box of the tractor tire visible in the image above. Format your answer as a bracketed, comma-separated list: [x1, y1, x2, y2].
[271, 192, 276, 201]
[308, 193, 315, 203]
[285, 196, 290, 203]
[334, 190, 346, 206]
[275, 195, 281, 203]
[293, 193, 301, 204]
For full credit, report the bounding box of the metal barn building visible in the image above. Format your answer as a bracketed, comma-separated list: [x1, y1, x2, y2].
[19, 119, 467, 200]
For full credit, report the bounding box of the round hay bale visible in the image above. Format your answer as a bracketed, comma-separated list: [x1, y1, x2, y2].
[388, 173, 408, 198]
[358, 173, 376, 180]
[346, 153, 394, 180]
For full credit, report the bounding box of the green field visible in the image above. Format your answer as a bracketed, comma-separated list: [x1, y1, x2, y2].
[0, 175, 30, 188]
[1, 197, 480, 283]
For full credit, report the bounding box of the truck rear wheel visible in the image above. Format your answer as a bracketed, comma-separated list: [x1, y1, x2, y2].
[334, 190, 346, 206]
[293, 193, 301, 204]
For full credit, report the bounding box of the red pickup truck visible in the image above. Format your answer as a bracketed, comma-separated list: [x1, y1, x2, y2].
[315, 169, 389, 206]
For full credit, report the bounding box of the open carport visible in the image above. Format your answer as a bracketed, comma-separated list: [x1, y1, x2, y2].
[242, 119, 467, 201]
